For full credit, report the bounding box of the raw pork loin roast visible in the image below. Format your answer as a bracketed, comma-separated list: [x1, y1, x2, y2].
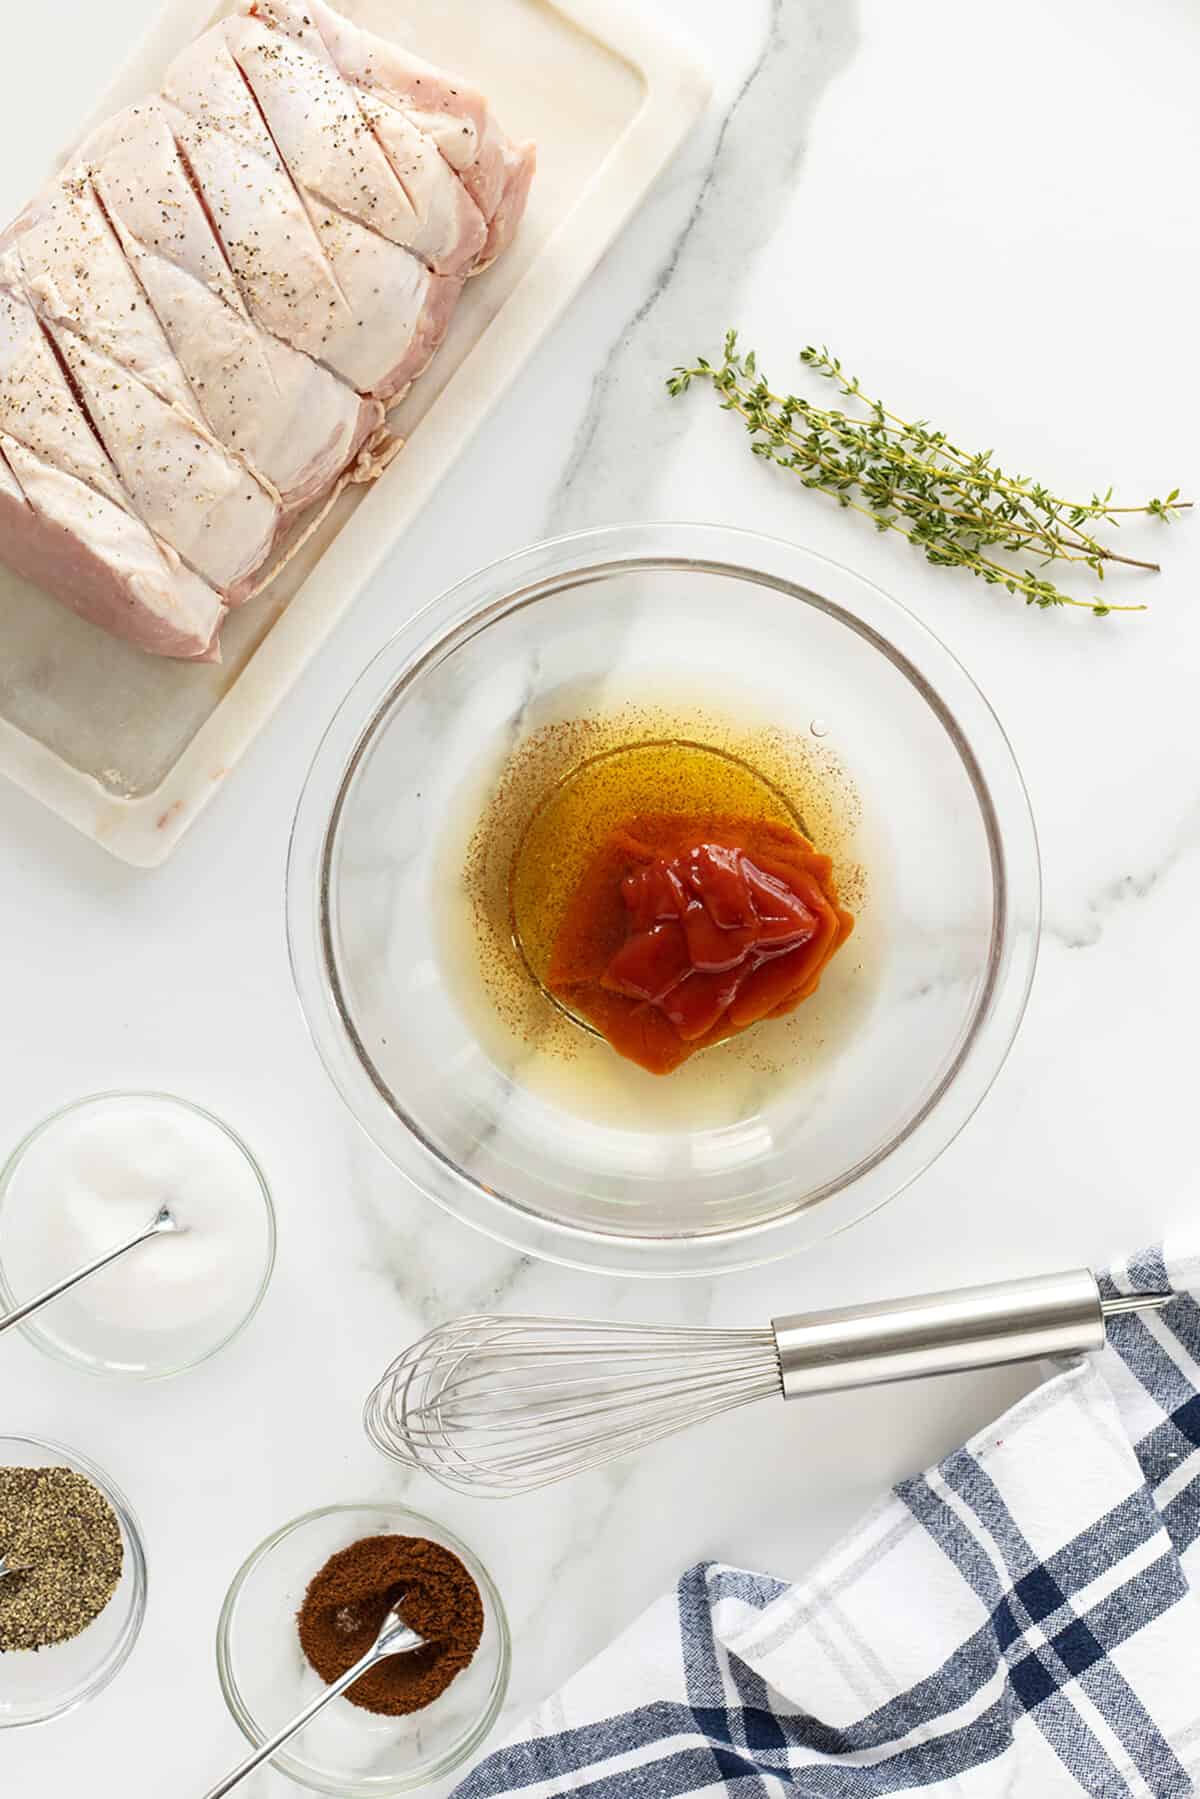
[0, 0, 534, 659]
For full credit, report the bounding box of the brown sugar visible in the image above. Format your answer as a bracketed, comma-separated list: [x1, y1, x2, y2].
[296, 1534, 483, 1717]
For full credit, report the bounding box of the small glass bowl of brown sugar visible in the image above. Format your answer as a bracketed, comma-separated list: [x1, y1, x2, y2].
[0, 1435, 147, 1728]
[216, 1502, 510, 1794]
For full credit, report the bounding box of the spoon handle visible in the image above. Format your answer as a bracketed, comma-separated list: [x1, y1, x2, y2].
[200, 1627, 423, 1799]
[0, 1216, 163, 1335]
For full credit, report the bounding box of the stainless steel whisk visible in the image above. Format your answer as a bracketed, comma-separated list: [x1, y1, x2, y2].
[364, 1270, 1172, 1497]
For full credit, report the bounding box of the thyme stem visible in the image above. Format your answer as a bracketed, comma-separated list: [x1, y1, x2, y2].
[667, 333, 1187, 617]
[759, 406, 1163, 572]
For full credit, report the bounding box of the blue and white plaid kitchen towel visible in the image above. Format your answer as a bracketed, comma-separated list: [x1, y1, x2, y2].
[455, 1241, 1200, 1797]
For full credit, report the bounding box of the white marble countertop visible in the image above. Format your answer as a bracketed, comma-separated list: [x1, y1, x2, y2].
[3, 0, 1199, 1792]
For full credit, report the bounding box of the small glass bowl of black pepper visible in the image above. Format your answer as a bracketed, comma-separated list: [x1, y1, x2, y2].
[0, 1435, 147, 1728]
[216, 1502, 510, 1794]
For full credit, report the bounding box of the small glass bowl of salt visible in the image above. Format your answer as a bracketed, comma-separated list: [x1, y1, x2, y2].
[0, 1091, 276, 1378]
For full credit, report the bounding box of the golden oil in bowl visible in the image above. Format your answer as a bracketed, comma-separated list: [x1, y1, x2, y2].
[434, 689, 878, 1132]
[510, 738, 806, 1025]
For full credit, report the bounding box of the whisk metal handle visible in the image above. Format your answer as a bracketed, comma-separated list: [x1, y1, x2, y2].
[773, 1269, 1167, 1400]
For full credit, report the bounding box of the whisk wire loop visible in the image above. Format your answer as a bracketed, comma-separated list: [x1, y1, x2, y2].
[364, 1278, 1175, 1498]
[365, 1314, 783, 1495]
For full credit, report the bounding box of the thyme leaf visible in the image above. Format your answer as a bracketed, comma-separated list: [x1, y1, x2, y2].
[668, 333, 1188, 616]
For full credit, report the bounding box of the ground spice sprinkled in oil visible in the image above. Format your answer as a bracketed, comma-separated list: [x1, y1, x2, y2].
[457, 701, 864, 1075]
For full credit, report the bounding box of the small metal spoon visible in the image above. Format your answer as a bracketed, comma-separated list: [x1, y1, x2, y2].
[0, 1203, 185, 1336]
[200, 1607, 424, 1799]
[0, 1555, 22, 1581]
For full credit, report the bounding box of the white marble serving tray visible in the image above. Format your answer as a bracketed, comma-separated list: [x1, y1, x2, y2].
[0, 0, 709, 865]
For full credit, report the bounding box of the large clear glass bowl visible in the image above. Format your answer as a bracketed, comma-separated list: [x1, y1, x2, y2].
[0, 1435, 147, 1728]
[287, 524, 1040, 1275]
[216, 1503, 510, 1795]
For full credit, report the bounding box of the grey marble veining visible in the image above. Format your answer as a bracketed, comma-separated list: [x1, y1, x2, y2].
[1041, 797, 1200, 950]
[550, 0, 862, 532]
[4, 0, 1200, 1794]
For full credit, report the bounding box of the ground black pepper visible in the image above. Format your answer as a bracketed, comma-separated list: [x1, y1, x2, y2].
[0, 1467, 123, 1652]
[296, 1534, 483, 1716]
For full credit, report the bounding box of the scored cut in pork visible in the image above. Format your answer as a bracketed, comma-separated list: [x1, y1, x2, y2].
[1, 169, 283, 599]
[48, 325, 280, 602]
[0, 0, 533, 659]
[268, 0, 536, 263]
[0, 177, 197, 417]
[0, 287, 129, 510]
[160, 22, 464, 402]
[79, 104, 383, 512]
[225, 11, 487, 277]
[0, 436, 225, 660]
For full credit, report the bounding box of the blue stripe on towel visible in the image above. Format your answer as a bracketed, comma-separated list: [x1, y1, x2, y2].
[454, 1244, 1200, 1799]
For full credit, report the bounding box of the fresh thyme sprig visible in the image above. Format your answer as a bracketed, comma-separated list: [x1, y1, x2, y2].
[667, 334, 1188, 616]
